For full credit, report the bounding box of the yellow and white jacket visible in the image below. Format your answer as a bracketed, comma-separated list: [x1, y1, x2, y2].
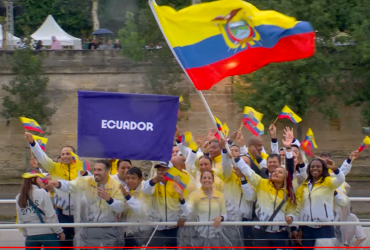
[142, 177, 188, 230]
[59, 176, 124, 222]
[235, 157, 296, 232]
[221, 151, 253, 220]
[30, 141, 85, 216]
[295, 168, 345, 226]
[181, 188, 227, 238]
[121, 183, 152, 235]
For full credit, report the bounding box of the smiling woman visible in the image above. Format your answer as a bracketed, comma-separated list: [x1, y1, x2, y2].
[295, 158, 345, 249]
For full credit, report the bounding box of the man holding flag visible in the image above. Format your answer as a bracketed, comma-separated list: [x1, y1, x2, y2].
[24, 132, 88, 249]
[142, 161, 189, 248]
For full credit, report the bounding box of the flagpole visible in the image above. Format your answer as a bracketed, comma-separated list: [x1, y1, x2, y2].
[196, 90, 237, 160]
[238, 121, 244, 132]
[149, 0, 236, 160]
[273, 116, 279, 125]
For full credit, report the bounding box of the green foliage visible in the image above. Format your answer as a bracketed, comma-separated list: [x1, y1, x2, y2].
[118, 7, 190, 112]
[14, 0, 92, 38]
[1, 46, 56, 125]
[234, 0, 370, 133]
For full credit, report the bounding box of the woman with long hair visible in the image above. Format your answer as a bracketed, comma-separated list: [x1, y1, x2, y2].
[16, 171, 64, 249]
[234, 134, 297, 250]
[295, 158, 345, 249]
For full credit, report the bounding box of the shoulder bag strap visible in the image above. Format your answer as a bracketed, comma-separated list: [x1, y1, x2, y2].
[260, 198, 287, 231]
[27, 198, 45, 223]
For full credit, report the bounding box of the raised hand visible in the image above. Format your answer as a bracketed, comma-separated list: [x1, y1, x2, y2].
[201, 141, 210, 154]
[220, 138, 226, 150]
[195, 134, 205, 147]
[172, 182, 184, 199]
[30, 157, 38, 169]
[350, 150, 359, 161]
[236, 132, 245, 146]
[325, 159, 337, 171]
[228, 131, 238, 143]
[269, 124, 277, 139]
[24, 132, 34, 144]
[282, 127, 294, 147]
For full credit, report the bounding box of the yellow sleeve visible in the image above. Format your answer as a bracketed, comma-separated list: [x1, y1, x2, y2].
[295, 185, 304, 219]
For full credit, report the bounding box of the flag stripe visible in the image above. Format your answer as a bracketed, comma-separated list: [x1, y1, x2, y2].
[23, 124, 43, 133]
[174, 23, 313, 69]
[278, 113, 299, 124]
[185, 32, 315, 90]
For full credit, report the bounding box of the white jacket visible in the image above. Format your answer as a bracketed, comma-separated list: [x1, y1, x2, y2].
[16, 185, 63, 237]
[59, 176, 125, 222]
[296, 169, 345, 226]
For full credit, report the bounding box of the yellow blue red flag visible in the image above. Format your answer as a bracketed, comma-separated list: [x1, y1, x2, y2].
[304, 128, 317, 149]
[32, 135, 48, 151]
[278, 105, 302, 123]
[19, 117, 43, 133]
[358, 136, 370, 153]
[149, 0, 315, 90]
[70, 151, 91, 171]
[179, 131, 199, 152]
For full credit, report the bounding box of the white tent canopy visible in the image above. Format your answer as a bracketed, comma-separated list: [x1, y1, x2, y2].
[0, 24, 21, 48]
[31, 15, 82, 50]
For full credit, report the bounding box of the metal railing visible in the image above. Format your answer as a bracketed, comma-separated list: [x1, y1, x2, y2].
[2, 197, 370, 228]
[4, 221, 370, 229]
[1, 197, 366, 203]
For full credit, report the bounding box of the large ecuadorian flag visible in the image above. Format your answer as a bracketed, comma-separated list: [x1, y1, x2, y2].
[150, 0, 315, 90]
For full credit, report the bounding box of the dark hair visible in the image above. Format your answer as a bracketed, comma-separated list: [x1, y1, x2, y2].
[62, 146, 76, 153]
[126, 167, 143, 179]
[200, 170, 214, 180]
[209, 139, 220, 146]
[198, 155, 213, 165]
[268, 154, 281, 164]
[319, 152, 332, 160]
[94, 160, 111, 171]
[18, 177, 37, 208]
[292, 145, 299, 150]
[117, 159, 132, 168]
[307, 158, 330, 183]
[230, 145, 240, 150]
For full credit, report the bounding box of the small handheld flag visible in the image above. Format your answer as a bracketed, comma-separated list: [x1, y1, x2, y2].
[19, 117, 43, 133]
[305, 128, 317, 149]
[242, 106, 264, 126]
[358, 136, 370, 153]
[179, 131, 199, 152]
[301, 140, 315, 157]
[214, 116, 228, 140]
[164, 167, 190, 191]
[275, 105, 302, 124]
[241, 106, 264, 135]
[32, 135, 48, 151]
[244, 120, 265, 136]
[70, 151, 91, 171]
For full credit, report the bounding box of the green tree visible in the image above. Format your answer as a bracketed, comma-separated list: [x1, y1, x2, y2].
[337, 0, 370, 125]
[233, 0, 360, 138]
[118, 7, 191, 111]
[2, 46, 56, 126]
[14, 0, 92, 38]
